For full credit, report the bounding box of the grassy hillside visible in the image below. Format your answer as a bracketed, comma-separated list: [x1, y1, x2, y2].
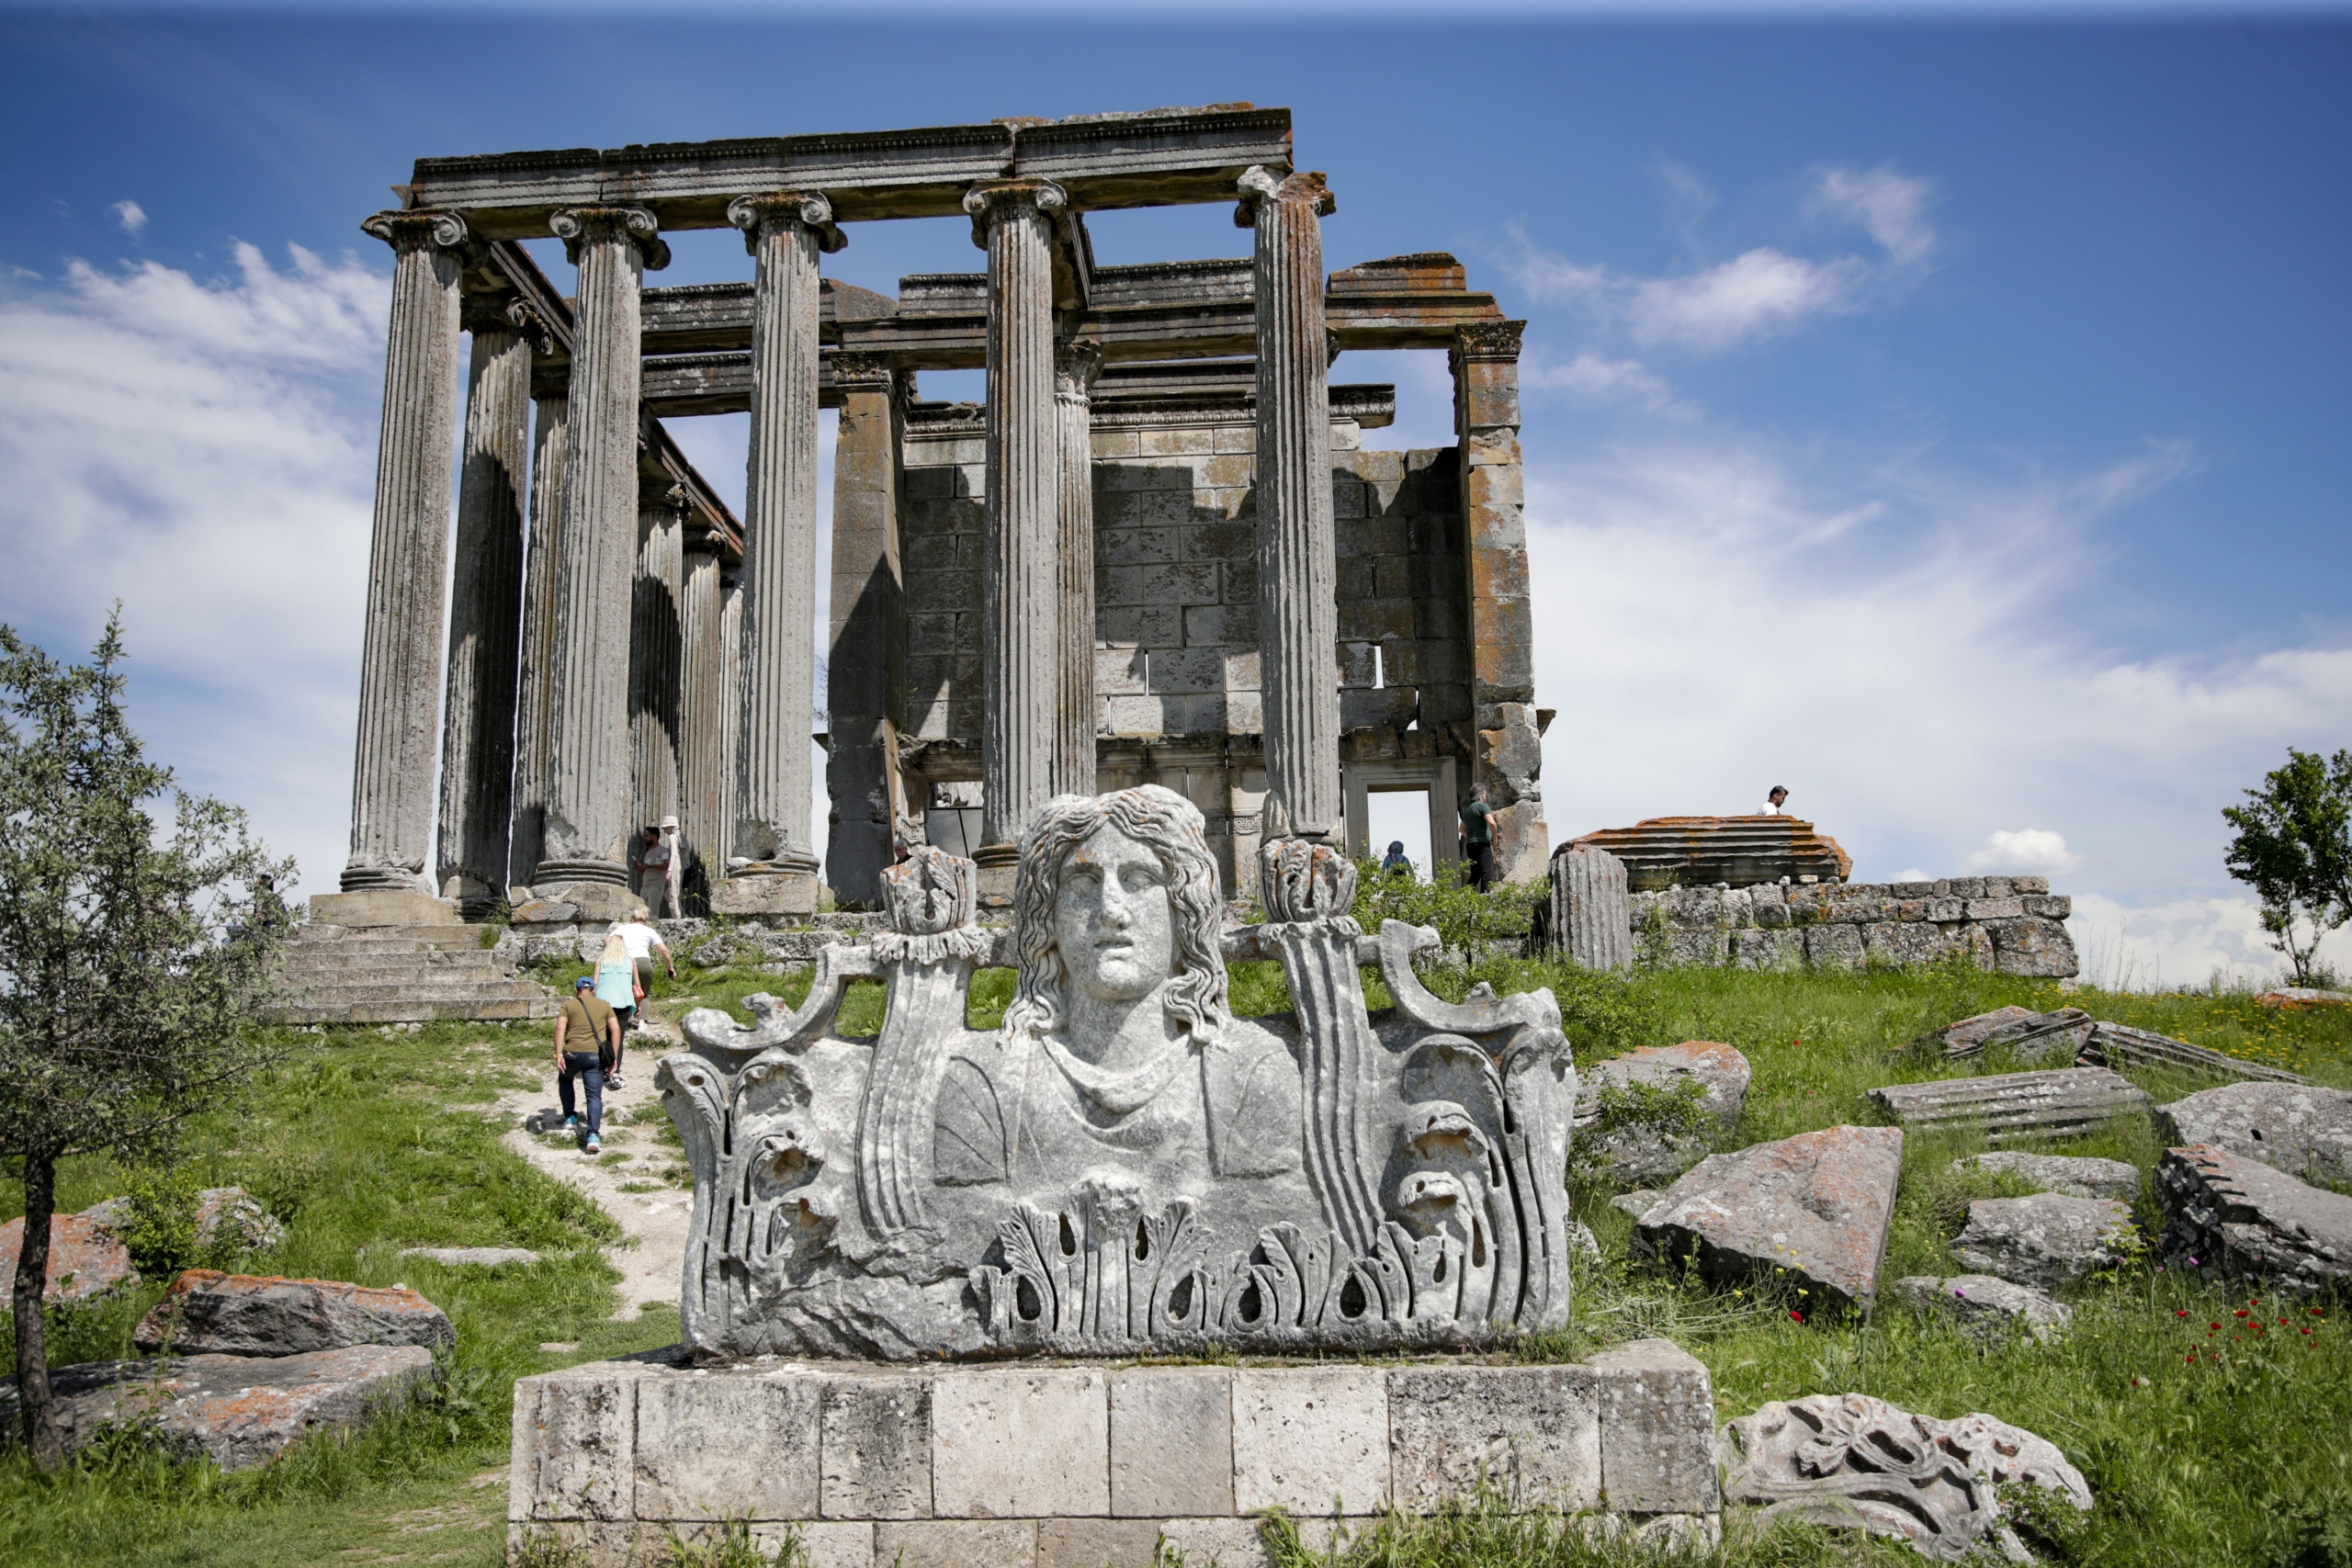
[4, 954, 2348, 1567]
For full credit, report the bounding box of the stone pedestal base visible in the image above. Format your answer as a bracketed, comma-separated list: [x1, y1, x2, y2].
[308, 889, 460, 928]
[711, 870, 820, 918]
[507, 1342, 1719, 1568]
[973, 843, 1018, 908]
[520, 882, 650, 925]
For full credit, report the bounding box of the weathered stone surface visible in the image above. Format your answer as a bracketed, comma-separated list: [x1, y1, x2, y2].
[1950, 1195, 2135, 1291]
[0, 1345, 432, 1471]
[398, 1247, 543, 1267]
[1587, 1337, 1719, 1515]
[1610, 1190, 1661, 1220]
[310, 888, 460, 927]
[2085, 1021, 2311, 1085]
[1950, 1151, 2141, 1201]
[634, 1370, 819, 1521]
[933, 1367, 1108, 1519]
[1387, 1364, 1600, 1512]
[875, 1519, 1034, 1568]
[1989, 916, 2079, 977]
[1552, 846, 1632, 971]
[1892, 1274, 2072, 1342]
[134, 1270, 455, 1357]
[820, 1375, 933, 1519]
[1867, 1066, 2150, 1143]
[1921, 1007, 2093, 1065]
[1632, 1125, 1903, 1317]
[2259, 987, 2352, 1010]
[1231, 1366, 1389, 1516]
[194, 1187, 288, 1252]
[2155, 1143, 2352, 1290]
[1719, 1393, 2090, 1562]
[0, 1213, 136, 1303]
[2157, 1081, 2352, 1184]
[1574, 1041, 1750, 1188]
[660, 790, 1577, 1360]
[1039, 1517, 1159, 1568]
[1110, 1368, 1231, 1517]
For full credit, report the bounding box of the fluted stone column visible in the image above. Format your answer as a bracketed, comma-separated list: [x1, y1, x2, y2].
[1053, 341, 1102, 801]
[718, 191, 842, 917]
[1239, 165, 1342, 843]
[718, 571, 744, 867]
[509, 387, 569, 891]
[629, 484, 685, 873]
[824, 354, 906, 909]
[966, 180, 1065, 887]
[679, 541, 727, 914]
[434, 304, 532, 917]
[335, 209, 468, 919]
[537, 207, 666, 896]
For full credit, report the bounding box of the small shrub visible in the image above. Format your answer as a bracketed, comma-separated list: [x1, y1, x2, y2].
[116, 1167, 238, 1279]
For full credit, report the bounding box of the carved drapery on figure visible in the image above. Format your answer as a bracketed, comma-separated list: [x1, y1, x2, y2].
[656, 794, 1577, 1360]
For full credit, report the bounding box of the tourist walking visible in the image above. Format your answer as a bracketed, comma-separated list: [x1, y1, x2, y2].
[1459, 784, 1496, 892]
[607, 916, 674, 1088]
[594, 929, 642, 1085]
[555, 976, 621, 1156]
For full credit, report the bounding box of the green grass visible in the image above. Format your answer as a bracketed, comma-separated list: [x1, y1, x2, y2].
[7, 955, 2351, 1566]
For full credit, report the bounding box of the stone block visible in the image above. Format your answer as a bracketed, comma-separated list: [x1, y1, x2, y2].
[2023, 894, 2072, 919]
[712, 871, 820, 918]
[1948, 877, 1986, 897]
[1804, 923, 1864, 971]
[875, 1520, 1036, 1568]
[635, 1371, 819, 1520]
[933, 1368, 1109, 1519]
[537, 881, 650, 923]
[1231, 1367, 1389, 1516]
[2157, 1082, 2352, 1184]
[1387, 1365, 1600, 1513]
[1633, 1126, 1904, 1318]
[1951, 1195, 2135, 1291]
[1110, 1368, 1232, 1517]
[1575, 1042, 1751, 1188]
[0, 1213, 135, 1303]
[1584, 1338, 1718, 1514]
[1137, 560, 1218, 604]
[1148, 647, 1227, 696]
[1950, 1152, 2142, 1202]
[134, 1270, 452, 1357]
[2156, 1143, 2352, 1289]
[1158, 1517, 1374, 1568]
[1926, 897, 1964, 922]
[1182, 604, 1255, 647]
[821, 1373, 933, 1519]
[1861, 920, 1942, 969]
[1660, 929, 1729, 967]
[1969, 898, 2024, 921]
[1037, 1518, 1161, 1568]
[308, 888, 459, 928]
[513, 1365, 642, 1521]
[1892, 1273, 2072, 1343]
[1727, 928, 1802, 970]
[1991, 917, 2079, 977]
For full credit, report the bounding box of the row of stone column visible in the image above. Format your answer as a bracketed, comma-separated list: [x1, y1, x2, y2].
[345, 162, 1343, 914]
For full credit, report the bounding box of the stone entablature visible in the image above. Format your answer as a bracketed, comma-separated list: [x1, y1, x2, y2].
[1627, 877, 2078, 976]
[507, 1342, 1721, 1567]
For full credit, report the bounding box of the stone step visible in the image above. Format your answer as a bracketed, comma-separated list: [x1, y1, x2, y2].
[297, 927, 486, 952]
[2083, 1022, 2312, 1086]
[278, 957, 518, 984]
[1867, 1067, 2152, 1144]
[267, 996, 560, 1024]
[281, 979, 554, 1004]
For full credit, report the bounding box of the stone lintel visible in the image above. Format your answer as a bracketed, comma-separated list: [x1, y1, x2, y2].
[406, 107, 1294, 241]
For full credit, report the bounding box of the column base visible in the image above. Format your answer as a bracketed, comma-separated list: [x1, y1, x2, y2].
[534, 857, 630, 887]
[974, 842, 1019, 908]
[309, 888, 461, 928]
[711, 868, 820, 918]
[528, 881, 651, 924]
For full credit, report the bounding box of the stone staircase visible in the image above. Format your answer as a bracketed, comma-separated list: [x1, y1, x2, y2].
[267, 924, 560, 1026]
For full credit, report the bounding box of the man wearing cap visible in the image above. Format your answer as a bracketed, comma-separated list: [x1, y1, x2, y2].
[554, 976, 622, 1155]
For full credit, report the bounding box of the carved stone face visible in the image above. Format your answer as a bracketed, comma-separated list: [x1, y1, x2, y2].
[1052, 824, 1175, 1005]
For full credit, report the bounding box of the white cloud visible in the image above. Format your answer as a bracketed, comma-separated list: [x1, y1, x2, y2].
[110, 200, 147, 237]
[1815, 166, 1935, 266]
[1969, 829, 2085, 875]
[2068, 892, 2352, 992]
[1521, 349, 1691, 417]
[0, 243, 389, 903]
[1527, 433, 2352, 987]
[1627, 248, 1869, 350]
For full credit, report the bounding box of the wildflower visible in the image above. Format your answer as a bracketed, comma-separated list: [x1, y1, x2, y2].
[1789, 1310, 1804, 1324]
[2235, 1309, 2249, 1318]
[2188, 1257, 2200, 1267]
[2278, 1317, 2289, 1326]
[1953, 1287, 1967, 1299]
[2176, 1309, 2189, 1318]
[2210, 1324, 2221, 1333]
[2312, 1308, 2325, 1317]
[2303, 1328, 2313, 1337]
[2186, 1354, 2197, 1362]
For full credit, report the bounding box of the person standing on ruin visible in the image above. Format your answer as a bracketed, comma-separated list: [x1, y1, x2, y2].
[1458, 784, 1496, 892]
[1760, 785, 1790, 815]
[629, 822, 679, 919]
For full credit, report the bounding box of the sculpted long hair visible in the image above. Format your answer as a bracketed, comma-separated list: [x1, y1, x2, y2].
[1001, 785, 1229, 1053]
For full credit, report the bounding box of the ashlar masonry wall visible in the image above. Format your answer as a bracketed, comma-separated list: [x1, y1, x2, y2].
[1629, 875, 2079, 977]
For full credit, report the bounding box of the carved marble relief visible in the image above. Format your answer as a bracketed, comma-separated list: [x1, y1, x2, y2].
[657, 784, 1577, 1359]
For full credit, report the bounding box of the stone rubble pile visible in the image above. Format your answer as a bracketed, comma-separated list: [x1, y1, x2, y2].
[2156, 1081, 2352, 1185]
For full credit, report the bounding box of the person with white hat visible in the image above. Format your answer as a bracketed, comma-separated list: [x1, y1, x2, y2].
[629, 818, 682, 919]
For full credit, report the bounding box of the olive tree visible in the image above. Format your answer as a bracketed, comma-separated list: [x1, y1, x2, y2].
[2222, 747, 2352, 987]
[0, 618, 291, 1470]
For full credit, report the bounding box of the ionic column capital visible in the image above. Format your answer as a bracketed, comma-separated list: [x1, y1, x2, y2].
[361, 209, 469, 252]
[1053, 341, 1102, 402]
[549, 206, 671, 271]
[727, 191, 848, 256]
[505, 296, 562, 357]
[1453, 319, 1526, 364]
[1233, 165, 1336, 227]
[962, 179, 1066, 250]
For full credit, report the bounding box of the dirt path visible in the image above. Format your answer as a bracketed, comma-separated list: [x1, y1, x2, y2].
[491, 1016, 692, 1320]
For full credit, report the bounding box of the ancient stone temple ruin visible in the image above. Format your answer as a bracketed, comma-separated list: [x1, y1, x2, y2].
[322, 105, 1549, 931]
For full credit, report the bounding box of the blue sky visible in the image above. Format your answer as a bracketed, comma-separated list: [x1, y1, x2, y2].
[1, 7, 2346, 984]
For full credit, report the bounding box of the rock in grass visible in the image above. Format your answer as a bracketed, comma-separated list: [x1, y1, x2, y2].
[1610, 1190, 1662, 1220]
[1719, 1393, 2090, 1562]
[1575, 1041, 1752, 1187]
[2083, 1021, 2311, 1086]
[134, 1270, 454, 1357]
[2155, 1143, 2352, 1291]
[1949, 1151, 2142, 1202]
[1906, 1006, 2033, 1058]
[1892, 1273, 2072, 1343]
[0, 1213, 136, 1303]
[1632, 1124, 1903, 1318]
[0, 1345, 433, 1471]
[1951, 1194, 2135, 1291]
[81, 1187, 286, 1256]
[2155, 1082, 2352, 1186]
[397, 1246, 543, 1268]
[1911, 1007, 2093, 1065]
